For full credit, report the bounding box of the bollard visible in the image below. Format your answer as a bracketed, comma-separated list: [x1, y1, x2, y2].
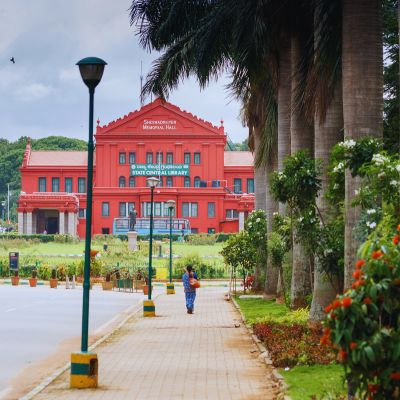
[72, 275, 76, 289]
[70, 352, 98, 388]
[158, 244, 162, 258]
[143, 299, 156, 317]
[66, 276, 70, 289]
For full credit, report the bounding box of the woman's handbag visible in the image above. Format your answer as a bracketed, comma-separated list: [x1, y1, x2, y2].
[189, 277, 200, 288]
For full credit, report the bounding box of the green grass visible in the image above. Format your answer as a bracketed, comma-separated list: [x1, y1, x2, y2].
[169, 242, 224, 257]
[234, 297, 288, 323]
[280, 364, 345, 400]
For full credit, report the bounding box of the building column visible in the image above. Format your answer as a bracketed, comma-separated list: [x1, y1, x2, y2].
[238, 211, 245, 232]
[32, 213, 37, 234]
[68, 212, 76, 236]
[59, 211, 65, 234]
[26, 212, 33, 235]
[18, 212, 24, 234]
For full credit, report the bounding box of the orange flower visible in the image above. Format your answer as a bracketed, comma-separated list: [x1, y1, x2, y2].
[353, 270, 363, 279]
[372, 250, 383, 259]
[397, 224, 400, 231]
[342, 297, 352, 308]
[350, 342, 358, 350]
[325, 304, 333, 313]
[355, 259, 366, 269]
[363, 297, 373, 305]
[339, 348, 347, 361]
[332, 299, 342, 309]
[393, 235, 399, 245]
[390, 372, 400, 380]
[352, 281, 359, 289]
[320, 335, 331, 346]
[358, 279, 366, 286]
[323, 327, 331, 335]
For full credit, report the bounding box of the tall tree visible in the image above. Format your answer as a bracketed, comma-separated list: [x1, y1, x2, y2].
[342, 0, 383, 290]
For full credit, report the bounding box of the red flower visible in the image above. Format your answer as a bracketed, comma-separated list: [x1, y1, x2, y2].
[355, 259, 366, 269]
[372, 250, 383, 259]
[325, 304, 333, 313]
[390, 372, 400, 380]
[363, 297, 373, 305]
[332, 299, 342, 309]
[350, 342, 358, 350]
[339, 348, 347, 361]
[342, 297, 352, 308]
[320, 335, 331, 346]
[397, 224, 400, 231]
[358, 279, 366, 286]
[367, 383, 380, 393]
[352, 281, 359, 289]
[393, 235, 399, 245]
[353, 270, 363, 279]
[323, 327, 331, 335]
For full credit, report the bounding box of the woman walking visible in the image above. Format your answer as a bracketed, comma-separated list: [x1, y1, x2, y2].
[182, 265, 197, 314]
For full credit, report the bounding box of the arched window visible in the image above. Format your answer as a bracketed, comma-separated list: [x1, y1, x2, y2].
[194, 176, 201, 188]
[119, 176, 126, 188]
[129, 176, 135, 188]
[184, 177, 190, 187]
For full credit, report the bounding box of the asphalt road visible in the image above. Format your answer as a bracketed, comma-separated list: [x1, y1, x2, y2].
[0, 284, 150, 396]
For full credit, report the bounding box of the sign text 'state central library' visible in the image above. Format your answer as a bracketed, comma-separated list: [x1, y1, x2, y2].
[18, 99, 255, 238]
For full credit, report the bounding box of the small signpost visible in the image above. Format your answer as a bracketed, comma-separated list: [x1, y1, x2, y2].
[9, 252, 19, 271]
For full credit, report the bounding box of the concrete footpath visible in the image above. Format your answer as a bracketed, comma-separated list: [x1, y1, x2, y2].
[33, 287, 278, 400]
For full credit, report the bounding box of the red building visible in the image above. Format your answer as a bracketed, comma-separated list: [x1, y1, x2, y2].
[18, 99, 254, 238]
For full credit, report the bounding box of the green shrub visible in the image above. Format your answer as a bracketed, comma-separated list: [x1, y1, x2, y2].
[37, 264, 52, 280]
[322, 225, 400, 399]
[185, 234, 217, 245]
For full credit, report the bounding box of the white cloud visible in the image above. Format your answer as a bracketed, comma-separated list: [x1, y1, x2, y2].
[15, 83, 55, 102]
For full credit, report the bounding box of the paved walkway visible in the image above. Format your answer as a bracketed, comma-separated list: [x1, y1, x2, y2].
[34, 288, 278, 400]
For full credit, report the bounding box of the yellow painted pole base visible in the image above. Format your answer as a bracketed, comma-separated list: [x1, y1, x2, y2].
[143, 299, 156, 317]
[166, 283, 175, 295]
[70, 352, 98, 388]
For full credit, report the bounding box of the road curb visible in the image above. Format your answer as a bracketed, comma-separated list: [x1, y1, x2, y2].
[19, 293, 162, 400]
[230, 296, 291, 400]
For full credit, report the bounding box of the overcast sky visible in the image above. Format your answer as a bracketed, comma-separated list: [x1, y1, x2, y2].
[0, 0, 248, 144]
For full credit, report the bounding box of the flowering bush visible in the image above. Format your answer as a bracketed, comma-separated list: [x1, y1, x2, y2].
[245, 209, 268, 246]
[253, 321, 336, 367]
[322, 225, 400, 399]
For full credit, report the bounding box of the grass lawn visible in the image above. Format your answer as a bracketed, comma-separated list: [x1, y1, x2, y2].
[280, 364, 346, 400]
[169, 242, 224, 257]
[234, 296, 288, 323]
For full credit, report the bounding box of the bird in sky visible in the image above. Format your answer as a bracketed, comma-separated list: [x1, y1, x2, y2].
[10, 57, 15, 64]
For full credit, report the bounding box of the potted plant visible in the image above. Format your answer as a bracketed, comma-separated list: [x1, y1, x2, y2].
[50, 268, 58, 288]
[29, 268, 38, 287]
[11, 270, 19, 286]
[134, 269, 145, 291]
[142, 274, 153, 295]
[102, 272, 113, 290]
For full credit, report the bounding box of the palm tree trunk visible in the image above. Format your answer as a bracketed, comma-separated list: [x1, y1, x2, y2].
[252, 129, 267, 291]
[265, 145, 279, 295]
[310, 81, 343, 321]
[290, 33, 314, 309]
[342, 0, 383, 290]
[253, 132, 267, 211]
[277, 33, 292, 214]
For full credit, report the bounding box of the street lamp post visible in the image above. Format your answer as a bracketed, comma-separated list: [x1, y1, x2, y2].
[144, 176, 159, 317]
[71, 57, 106, 389]
[166, 200, 175, 294]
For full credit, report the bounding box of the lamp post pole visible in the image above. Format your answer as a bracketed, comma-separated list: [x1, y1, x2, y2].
[144, 177, 159, 316]
[148, 185, 154, 300]
[166, 200, 175, 294]
[71, 57, 106, 389]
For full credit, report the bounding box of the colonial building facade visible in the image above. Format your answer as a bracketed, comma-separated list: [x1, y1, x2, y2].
[18, 99, 254, 238]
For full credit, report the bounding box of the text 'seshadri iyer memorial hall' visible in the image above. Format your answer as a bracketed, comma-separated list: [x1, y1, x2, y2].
[18, 99, 255, 238]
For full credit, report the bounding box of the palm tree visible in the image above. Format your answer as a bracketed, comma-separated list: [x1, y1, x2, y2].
[342, 0, 383, 290]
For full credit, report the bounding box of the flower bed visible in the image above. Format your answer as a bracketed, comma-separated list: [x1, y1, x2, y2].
[253, 321, 335, 367]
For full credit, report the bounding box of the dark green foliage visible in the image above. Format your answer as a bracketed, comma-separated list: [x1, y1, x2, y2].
[382, 0, 399, 153]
